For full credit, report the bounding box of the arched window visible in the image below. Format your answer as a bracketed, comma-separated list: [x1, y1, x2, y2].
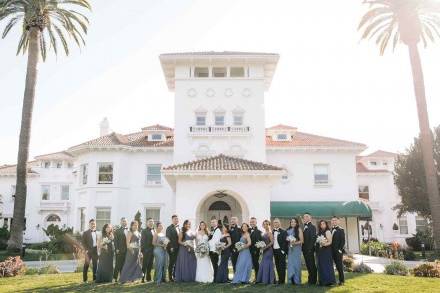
[46, 214, 61, 222]
[208, 201, 231, 211]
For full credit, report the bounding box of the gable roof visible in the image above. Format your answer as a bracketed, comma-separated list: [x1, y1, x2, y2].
[163, 154, 283, 172]
[0, 162, 39, 176]
[267, 124, 298, 130]
[365, 150, 397, 158]
[356, 162, 389, 174]
[34, 151, 73, 161]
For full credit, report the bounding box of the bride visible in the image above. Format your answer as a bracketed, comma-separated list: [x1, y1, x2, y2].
[195, 221, 214, 282]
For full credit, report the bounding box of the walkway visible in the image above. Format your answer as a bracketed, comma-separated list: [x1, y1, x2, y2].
[353, 254, 424, 273]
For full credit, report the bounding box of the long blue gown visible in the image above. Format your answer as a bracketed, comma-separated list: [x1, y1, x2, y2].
[153, 233, 167, 284]
[119, 232, 143, 283]
[256, 232, 275, 284]
[215, 235, 231, 283]
[317, 231, 336, 286]
[175, 232, 197, 282]
[286, 228, 302, 285]
[231, 235, 252, 284]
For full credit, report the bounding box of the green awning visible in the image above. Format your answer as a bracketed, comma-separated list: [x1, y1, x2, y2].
[270, 201, 372, 218]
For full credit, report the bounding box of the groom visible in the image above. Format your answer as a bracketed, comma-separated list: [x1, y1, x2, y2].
[208, 217, 222, 282]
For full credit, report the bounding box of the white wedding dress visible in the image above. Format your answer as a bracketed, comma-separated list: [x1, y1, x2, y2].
[195, 233, 214, 283]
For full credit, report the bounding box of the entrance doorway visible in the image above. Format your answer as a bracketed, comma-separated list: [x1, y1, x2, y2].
[198, 192, 243, 224]
[207, 201, 232, 226]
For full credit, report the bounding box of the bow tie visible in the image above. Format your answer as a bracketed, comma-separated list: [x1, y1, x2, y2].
[274, 229, 279, 232]
[91, 230, 96, 232]
[124, 228, 128, 230]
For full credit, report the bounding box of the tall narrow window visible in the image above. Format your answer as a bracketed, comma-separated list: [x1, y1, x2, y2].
[41, 185, 50, 200]
[212, 67, 227, 77]
[43, 161, 50, 168]
[146, 164, 162, 185]
[81, 164, 88, 185]
[314, 164, 329, 185]
[358, 185, 370, 200]
[196, 114, 206, 126]
[61, 185, 70, 200]
[399, 216, 408, 235]
[230, 67, 245, 77]
[215, 114, 225, 126]
[194, 67, 209, 77]
[145, 208, 161, 222]
[56, 161, 62, 168]
[96, 208, 111, 230]
[233, 114, 243, 126]
[415, 216, 428, 232]
[98, 163, 113, 184]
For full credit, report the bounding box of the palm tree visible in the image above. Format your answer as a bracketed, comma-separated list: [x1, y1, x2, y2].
[359, 0, 440, 250]
[0, 0, 91, 252]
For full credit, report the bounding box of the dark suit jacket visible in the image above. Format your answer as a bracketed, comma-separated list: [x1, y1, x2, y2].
[229, 225, 241, 251]
[166, 224, 179, 251]
[114, 227, 128, 254]
[331, 226, 345, 254]
[273, 228, 288, 254]
[249, 227, 263, 255]
[82, 229, 97, 252]
[141, 227, 154, 253]
[302, 222, 317, 252]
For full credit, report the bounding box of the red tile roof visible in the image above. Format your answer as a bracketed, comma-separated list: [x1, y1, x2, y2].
[356, 162, 388, 173]
[141, 124, 174, 132]
[267, 124, 298, 130]
[0, 162, 39, 176]
[34, 151, 73, 161]
[365, 150, 397, 158]
[163, 154, 283, 171]
[266, 131, 366, 148]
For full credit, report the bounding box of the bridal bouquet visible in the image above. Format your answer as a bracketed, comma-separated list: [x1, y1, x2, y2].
[215, 242, 226, 254]
[102, 237, 112, 249]
[235, 242, 245, 252]
[316, 235, 326, 247]
[287, 235, 297, 247]
[195, 242, 210, 258]
[160, 237, 170, 247]
[255, 241, 266, 252]
[129, 242, 140, 249]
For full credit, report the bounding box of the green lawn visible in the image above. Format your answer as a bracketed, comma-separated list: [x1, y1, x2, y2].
[1, 271, 439, 293]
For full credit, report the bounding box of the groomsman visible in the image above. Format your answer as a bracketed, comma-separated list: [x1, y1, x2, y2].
[141, 218, 155, 282]
[249, 217, 263, 278]
[331, 216, 345, 285]
[302, 213, 317, 285]
[208, 217, 222, 281]
[272, 218, 288, 284]
[166, 214, 180, 282]
[82, 219, 98, 282]
[113, 217, 128, 282]
[229, 217, 241, 272]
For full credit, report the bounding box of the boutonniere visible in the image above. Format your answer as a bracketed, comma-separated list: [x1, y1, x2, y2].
[304, 226, 308, 230]
[332, 229, 336, 235]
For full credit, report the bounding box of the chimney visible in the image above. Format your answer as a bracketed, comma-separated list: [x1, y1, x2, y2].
[100, 117, 110, 136]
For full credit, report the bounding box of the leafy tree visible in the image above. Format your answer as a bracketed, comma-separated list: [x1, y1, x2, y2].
[359, 0, 440, 250]
[0, 0, 91, 253]
[394, 126, 440, 218]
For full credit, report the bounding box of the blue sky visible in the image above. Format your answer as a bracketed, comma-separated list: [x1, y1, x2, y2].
[1, 0, 440, 164]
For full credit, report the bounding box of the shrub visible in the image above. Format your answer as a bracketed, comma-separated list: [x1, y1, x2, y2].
[343, 255, 354, 272]
[0, 228, 10, 250]
[405, 227, 434, 251]
[403, 250, 416, 261]
[42, 224, 75, 254]
[413, 261, 440, 278]
[352, 263, 373, 273]
[24, 267, 40, 275]
[38, 264, 60, 274]
[360, 241, 389, 257]
[384, 261, 409, 276]
[0, 256, 25, 277]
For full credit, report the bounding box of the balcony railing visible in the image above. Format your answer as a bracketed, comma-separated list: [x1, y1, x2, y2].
[189, 125, 251, 136]
[39, 200, 71, 211]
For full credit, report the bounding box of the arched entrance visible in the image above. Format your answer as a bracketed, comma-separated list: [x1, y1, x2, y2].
[197, 191, 244, 225]
[45, 214, 61, 228]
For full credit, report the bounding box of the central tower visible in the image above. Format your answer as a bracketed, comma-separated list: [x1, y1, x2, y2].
[160, 51, 279, 164]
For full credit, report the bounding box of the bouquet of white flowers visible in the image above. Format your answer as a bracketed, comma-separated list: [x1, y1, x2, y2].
[195, 242, 210, 258]
[255, 240, 266, 252]
[101, 237, 112, 250]
[215, 242, 226, 254]
[184, 240, 194, 252]
[316, 235, 326, 247]
[287, 235, 297, 247]
[129, 242, 140, 249]
[235, 242, 245, 252]
[160, 237, 170, 247]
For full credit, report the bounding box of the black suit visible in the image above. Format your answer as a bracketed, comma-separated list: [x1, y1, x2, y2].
[166, 224, 179, 281]
[249, 227, 263, 278]
[302, 222, 317, 285]
[113, 227, 128, 281]
[331, 226, 345, 283]
[272, 228, 288, 284]
[82, 229, 98, 282]
[229, 225, 241, 272]
[141, 227, 154, 281]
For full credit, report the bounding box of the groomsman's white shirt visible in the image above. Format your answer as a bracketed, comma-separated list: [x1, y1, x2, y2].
[123, 227, 129, 237]
[91, 230, 97, 247]
[273, 230, 280, 249]
[208, 227, 222, 252]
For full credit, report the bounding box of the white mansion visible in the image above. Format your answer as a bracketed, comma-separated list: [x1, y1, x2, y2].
[0, 52, 424, 252]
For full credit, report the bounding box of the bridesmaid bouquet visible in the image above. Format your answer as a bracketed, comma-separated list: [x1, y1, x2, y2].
[316, 235, 327, 247]
[129, 242, 140, 249]
[102, 237, 112, 250]
[184, 240, 194, 252]
[255, 241, 266, 252]
[160, 237, 170, 247]
[215, 242, 226, 254]
[235, 242, 245, 252]
[287, 235, 297, 247]
[195, 242, 210, 258]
